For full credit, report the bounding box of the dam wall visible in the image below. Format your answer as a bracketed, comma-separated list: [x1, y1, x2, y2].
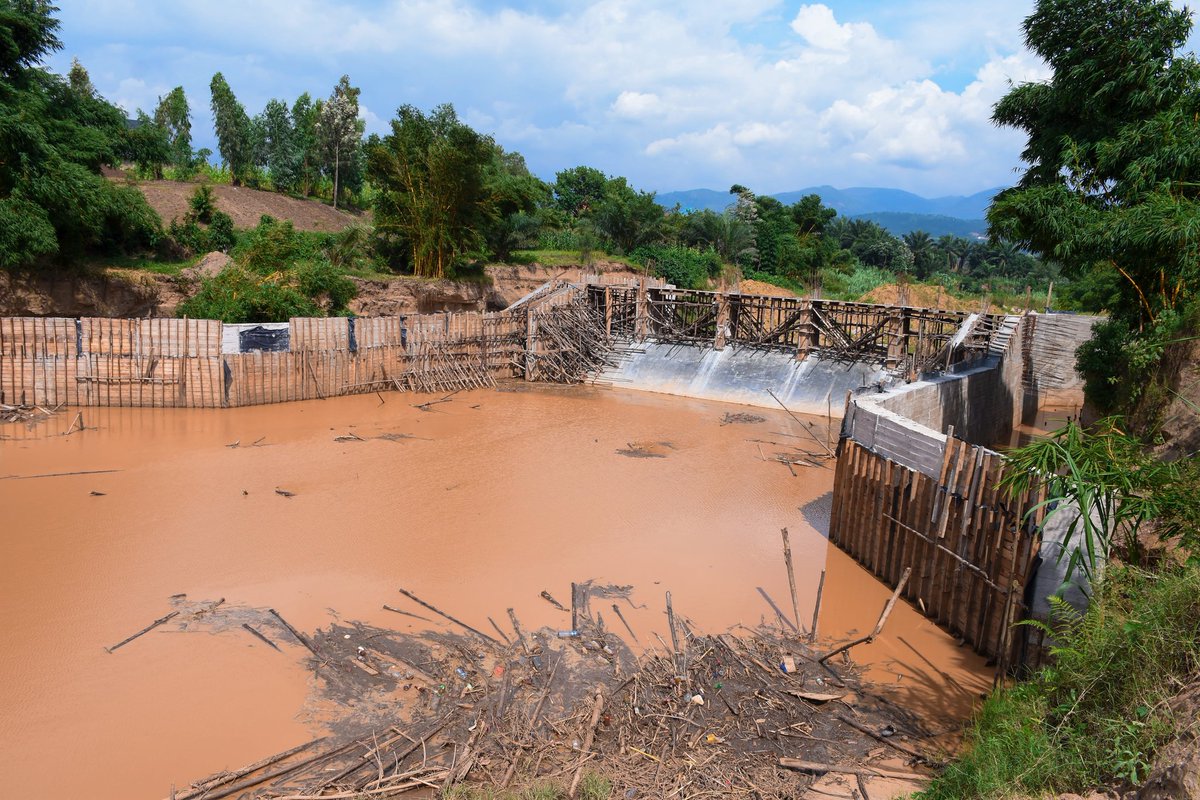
[830, 312, 1101, 668]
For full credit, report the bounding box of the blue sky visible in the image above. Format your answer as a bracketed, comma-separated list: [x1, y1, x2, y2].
[45, 1, 1200, 197]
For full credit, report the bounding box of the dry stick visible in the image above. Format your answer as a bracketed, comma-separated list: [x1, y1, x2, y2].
[571, 582, 579, 631]
[189, 738, 366, 800]
[268, 608, 321, 657]
[500, 653, 561, 787]
[819, 567, 912, 664]
[810, 570, 826, 643]
[167, 737, 326, 800]
[488, 616, 513, 646]
[835, 714, 944, 768]
[506, 607, 530, 655]
[242, 623, 281, 652]
[665, 591, 683, 679]
[395, 587, 500, 646]
[612, 603, 639, 643]
[568, 687, 606, 798]
[766, 387, 835, 457]
[780, 528, 804, 636]
[105, 610, 179, 653]
[778, 759, 927, 782]
[2, 468, 122, 481]
[540, 590, 567, 611]
[382, 604, 432, 623]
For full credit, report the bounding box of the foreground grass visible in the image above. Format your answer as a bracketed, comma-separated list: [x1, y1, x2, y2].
[919, 562, 1200, 799]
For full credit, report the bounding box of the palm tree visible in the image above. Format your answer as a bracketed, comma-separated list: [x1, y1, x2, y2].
[903, 230, 934, 276]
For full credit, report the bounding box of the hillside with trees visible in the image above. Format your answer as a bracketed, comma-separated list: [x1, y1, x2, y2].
[2, 0, 1080, 323]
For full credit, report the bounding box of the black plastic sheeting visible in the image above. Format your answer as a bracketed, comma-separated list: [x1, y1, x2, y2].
[238, 326, 290, 353]
[347, 317, 357, 352]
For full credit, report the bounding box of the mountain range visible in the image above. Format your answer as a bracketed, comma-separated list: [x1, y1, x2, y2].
[655, 185, 1004, 238]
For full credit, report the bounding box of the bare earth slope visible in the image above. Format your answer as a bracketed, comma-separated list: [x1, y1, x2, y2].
[129, 178, 365, 232]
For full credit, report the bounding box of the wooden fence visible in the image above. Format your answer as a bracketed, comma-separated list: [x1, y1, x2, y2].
[0, 311, 528, 409]
[829, 435, 1046, 668]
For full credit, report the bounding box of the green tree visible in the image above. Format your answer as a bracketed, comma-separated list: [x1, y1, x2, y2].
[66, 56, 93, 96]
[0, 0, 160, 269]
[903, 230, 935, 276]
[124, 111, 171, 179]
[153, 86, 192, 174]
[368, 103, 495, 277]
[317, 75, 363, 209]
[591, 177, 663, 254]
[291, 93, 321, 196]
[553, 165, 607, 218]
[260, 98, 300, 193]
[989, 0, 1200, 416]
[480, 147, 548, 262]
[989, 0, 1200, 329]
[209, 72, 252, 186]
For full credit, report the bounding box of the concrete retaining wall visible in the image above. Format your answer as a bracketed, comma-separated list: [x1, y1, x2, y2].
[598, 341, 887, 415]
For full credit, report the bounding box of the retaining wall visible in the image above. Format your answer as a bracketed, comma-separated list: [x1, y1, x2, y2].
[829, 313, 1101, 667]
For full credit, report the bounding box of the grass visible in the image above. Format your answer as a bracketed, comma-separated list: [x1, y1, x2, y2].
[91, 253, 200, 277]
[918, 562, 1200, 799]
[440, 772, 612, 800]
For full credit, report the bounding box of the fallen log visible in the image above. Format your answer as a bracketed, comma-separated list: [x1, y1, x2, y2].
[106, 610, 179, 653]
[268, 608, 321, 657]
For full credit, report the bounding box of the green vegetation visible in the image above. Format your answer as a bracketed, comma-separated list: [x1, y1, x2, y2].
[922, 6, 1200, 798]
[178, 216, 361, 322]
[920, 563, 1200, 799]
[0, 0, 161, 269]
[989, 0, 1200, 424]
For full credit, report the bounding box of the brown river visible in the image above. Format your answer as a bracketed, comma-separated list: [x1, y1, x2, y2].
[0, 385, 990, 799]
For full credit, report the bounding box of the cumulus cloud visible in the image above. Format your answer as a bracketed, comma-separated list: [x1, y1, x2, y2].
[49, 0, 1078, 195]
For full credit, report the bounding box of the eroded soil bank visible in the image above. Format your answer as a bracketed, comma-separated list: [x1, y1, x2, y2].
[0, 385, 989, 799]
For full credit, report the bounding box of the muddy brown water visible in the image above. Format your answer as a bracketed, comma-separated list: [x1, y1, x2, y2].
[0, 385, 990, 799]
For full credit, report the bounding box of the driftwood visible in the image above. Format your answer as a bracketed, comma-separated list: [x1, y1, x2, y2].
[778, 758, 927, 782]
[169, 737, 325, 800]
[611, 603, 639, 643]
[567, 687, 605, 798]
[242, 623, 281, 652]
[819, 568, 912, 664]
[269, 608, 321, 657]
[780, 528, 803, 635]
[836, 713, 943, 767]
[396, 587, 500, 645]
[106, 610, 179, 653]
[811, 569, 826, 642]
[382, 604, 432, 623]
[540, 590, 567, 611]
[766, 388, 836, 458]
[3, 468, 122, 481]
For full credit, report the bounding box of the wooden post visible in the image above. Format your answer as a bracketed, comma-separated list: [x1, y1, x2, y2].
[604, 286, 613, 338]
[634, 277, 649, 340]
[780, 528, 803, 635]
[713, 293, 730, 351]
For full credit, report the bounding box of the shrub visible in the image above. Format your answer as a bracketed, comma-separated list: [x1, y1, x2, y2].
[920, 563, 1200, 799]
[629, 244, 721, 289]
[188, 185, 217, 223]
[178, 266, 319, 323]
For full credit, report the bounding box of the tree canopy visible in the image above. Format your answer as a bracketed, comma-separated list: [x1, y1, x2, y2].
[0, 0, 160, 269]
[990, 0, 1200, 415]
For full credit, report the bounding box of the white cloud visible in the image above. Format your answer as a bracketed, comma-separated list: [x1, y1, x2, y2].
[612, 91, 662, 119]
[49, 0, 1072, 195]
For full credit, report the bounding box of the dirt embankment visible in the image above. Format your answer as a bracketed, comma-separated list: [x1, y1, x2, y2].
[116, 175, 367, 232]
[0, 260, 643, 319]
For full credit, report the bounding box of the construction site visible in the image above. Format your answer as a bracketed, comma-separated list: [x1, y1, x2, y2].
[0, 278, 1098, 800]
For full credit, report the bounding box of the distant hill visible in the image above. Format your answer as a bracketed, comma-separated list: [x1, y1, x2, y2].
[851, 212, 988, 239]
[656, 185, 1003, 222]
